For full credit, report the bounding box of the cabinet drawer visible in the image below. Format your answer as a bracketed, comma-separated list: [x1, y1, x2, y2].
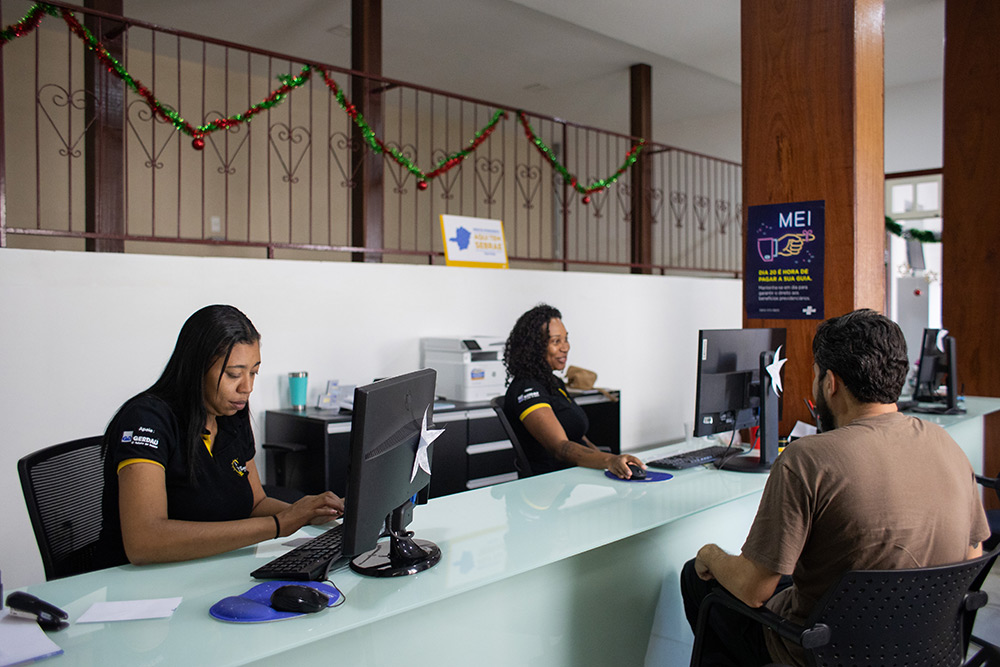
[467, 441, 516, 479]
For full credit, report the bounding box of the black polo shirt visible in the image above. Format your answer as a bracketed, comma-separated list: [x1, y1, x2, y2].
[504, 375, 589, 475]
[98, 394, 256, 566]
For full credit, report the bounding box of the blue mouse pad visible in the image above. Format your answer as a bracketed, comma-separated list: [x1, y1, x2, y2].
[604, 470, 673, 483]
[209, 580, 341, 623]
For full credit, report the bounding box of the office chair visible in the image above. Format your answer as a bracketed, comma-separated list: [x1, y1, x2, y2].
[18, 436, 107, 580]
[261, 441, 307, 503]
[975, 474, 1000, 551]
[689, 545, 1000, 667]
[489, 396, 535, 478]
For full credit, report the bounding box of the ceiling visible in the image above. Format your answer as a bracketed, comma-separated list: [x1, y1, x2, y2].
[122, 0, 945, 155]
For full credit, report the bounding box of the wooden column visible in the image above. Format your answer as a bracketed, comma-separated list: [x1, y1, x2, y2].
[350, 0, 383, 262]
[742, 0, 885, 432]
[943, 0, 1000, 487]
[84, 0, 125, 253]
[629, 63, 652, 274]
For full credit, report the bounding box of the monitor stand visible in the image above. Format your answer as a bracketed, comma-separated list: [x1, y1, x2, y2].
[716, 452, 772, 472]
[350, 512, 441, 578]
[910, 404, 966, 415]
[715, 349, 780, 474]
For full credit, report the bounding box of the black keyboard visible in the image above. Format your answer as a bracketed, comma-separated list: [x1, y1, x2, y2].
[251, 523, 345, 581]
[647, 445, 740, 470]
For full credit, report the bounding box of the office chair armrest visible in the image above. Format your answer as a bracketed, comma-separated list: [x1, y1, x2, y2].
[975, 474, 1000, 489]
[690, 590, 832, 666]
[262, 442, 307, 454]
[965, 590, 988, 612]
[975, 474, 1000, 504]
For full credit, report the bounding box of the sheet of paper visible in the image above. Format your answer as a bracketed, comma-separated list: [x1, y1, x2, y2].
[0, 609, 64, 666]
[789, 420, 817, 439]
[76, 597, 182, 623]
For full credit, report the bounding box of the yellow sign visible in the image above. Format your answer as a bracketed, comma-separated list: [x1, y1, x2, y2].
[440, 215, 509, 269]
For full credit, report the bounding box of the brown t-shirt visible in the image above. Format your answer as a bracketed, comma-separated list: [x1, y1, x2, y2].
[741, 411, 990, 666]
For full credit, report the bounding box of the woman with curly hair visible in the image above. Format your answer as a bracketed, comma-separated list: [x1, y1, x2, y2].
[502, 304, 645, 478]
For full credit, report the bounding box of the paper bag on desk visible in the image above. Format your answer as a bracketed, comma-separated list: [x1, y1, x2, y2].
[565, 366, 618, 402]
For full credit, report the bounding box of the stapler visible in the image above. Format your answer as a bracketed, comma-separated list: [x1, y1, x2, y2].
[5, 591, 69, 631]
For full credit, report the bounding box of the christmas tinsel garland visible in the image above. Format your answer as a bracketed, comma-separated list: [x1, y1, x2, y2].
[2, 2, 644, 201]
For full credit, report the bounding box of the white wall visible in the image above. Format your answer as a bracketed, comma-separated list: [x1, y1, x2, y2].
[0, 248, 740, 587]
[885, 79, 944, 173]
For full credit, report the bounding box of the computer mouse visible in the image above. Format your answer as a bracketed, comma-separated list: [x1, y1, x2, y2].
[627, 463, 647, 480]
[269, 584, 330, 613]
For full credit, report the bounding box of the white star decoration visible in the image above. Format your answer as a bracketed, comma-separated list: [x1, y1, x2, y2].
[411, 406, 444, 482]
[766, 345, 787, 396]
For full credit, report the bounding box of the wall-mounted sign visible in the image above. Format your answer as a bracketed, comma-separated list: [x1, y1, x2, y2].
[440, 214, 509, 269]
[746, 200, 824, 320]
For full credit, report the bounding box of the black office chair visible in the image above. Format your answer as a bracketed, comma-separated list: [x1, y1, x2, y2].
[18, 436, 107, 580]
[261, 441, 308, 503]
[975, 474, 1000, 551]
[690, 546, 1000, 667]
[489, 396, 535, 478]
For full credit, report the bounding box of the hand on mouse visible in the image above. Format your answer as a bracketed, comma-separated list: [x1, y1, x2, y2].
[608, 454, 646, 479]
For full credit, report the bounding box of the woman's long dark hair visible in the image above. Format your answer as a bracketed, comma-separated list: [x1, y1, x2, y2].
[503, 304, 562, 392]
[107, 304, 260, 483]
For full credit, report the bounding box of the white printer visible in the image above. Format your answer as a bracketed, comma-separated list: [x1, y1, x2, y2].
[420, 336, 507, 403]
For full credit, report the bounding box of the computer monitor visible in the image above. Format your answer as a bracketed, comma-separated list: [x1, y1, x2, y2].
[912, 328, 965, 414]
[341, 368, 442, 577]
[693, 328, 786, 472]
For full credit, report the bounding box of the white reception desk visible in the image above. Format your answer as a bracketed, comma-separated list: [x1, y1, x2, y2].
[15, 397, 999, 667]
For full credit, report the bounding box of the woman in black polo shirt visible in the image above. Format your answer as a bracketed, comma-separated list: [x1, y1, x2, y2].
[502, 304, 644, 478]
[98, 305, 343, 567]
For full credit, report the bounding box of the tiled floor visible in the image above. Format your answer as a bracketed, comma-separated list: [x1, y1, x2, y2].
[973, 562, 1000, 654]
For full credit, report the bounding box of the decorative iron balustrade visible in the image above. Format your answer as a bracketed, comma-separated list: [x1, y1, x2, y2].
[0, 0, 742, 275]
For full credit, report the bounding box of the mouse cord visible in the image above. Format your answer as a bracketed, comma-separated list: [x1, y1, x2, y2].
[322, 579, 347, 608]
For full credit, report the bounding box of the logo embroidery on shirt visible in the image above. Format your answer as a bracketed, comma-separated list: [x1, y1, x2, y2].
[231, 459, 248, 477]
[121, 431, 133, 443]
[130, 434, 160, 448]
[517, 388, 540, 403]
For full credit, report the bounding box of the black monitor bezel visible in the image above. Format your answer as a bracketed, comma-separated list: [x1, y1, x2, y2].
[340, 368, 442, 576]
[693, 328, 786, 472]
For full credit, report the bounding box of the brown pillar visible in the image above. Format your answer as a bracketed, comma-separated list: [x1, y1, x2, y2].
[351, 0, 383, 262]
[943, 0, 1000, 488]
[629, 63, 652, 274]
[84, 0, 125, 252]
[742, 0, 885, 432]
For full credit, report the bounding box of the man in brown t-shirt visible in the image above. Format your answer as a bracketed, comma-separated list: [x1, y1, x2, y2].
[681, 309, 990, 667]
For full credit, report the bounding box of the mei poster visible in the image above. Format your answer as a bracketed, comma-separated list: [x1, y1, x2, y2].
[746, 200, 824, 320]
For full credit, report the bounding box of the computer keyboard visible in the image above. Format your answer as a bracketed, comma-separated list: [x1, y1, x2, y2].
[251, 523, 345, 581]
[646, 445, 740, 470]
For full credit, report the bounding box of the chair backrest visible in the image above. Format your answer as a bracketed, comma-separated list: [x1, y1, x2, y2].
[803, 547, 998, 667]
[18, 436, 106, 580]
[489, 396, 534, 478]
[977, 475, 1000, 552]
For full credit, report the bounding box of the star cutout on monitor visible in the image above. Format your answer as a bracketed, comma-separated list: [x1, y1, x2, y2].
[766, 345, 786, 396]
[410, 406, 444, 482]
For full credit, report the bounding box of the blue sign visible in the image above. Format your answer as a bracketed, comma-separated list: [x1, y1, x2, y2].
[746, 200, 824, 320]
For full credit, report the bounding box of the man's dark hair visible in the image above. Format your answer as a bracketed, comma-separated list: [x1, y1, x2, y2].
[812, 308, 908, 404]
[503, 303, 562, 392]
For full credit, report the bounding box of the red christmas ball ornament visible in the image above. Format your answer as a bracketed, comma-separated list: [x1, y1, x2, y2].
[192, 137, 205, 150]
[582, 195, 591, 205]
[417, 180, 429, 191]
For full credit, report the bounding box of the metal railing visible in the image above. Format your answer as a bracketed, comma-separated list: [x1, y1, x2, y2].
[0, 0, 743, 275]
